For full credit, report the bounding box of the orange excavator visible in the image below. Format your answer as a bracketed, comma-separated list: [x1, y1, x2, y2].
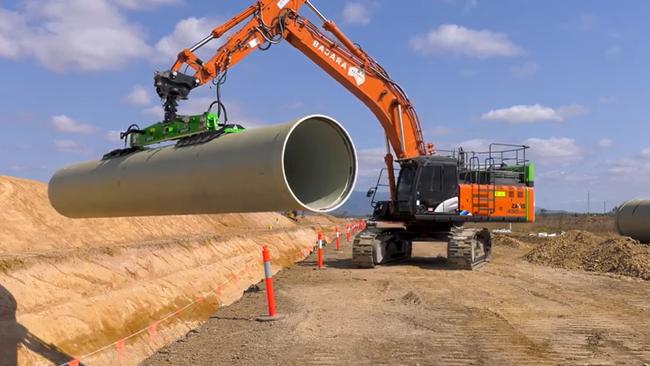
[153, 0, 536, 269]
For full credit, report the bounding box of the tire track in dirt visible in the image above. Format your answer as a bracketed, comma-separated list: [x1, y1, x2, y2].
[428, 249, 650, 365]
[143, 241, 650, 366]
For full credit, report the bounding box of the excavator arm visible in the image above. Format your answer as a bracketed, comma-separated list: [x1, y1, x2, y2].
[156, 0, 433, 203]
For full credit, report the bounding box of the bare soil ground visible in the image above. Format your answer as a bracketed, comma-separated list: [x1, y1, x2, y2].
[143, 236, 650, 366]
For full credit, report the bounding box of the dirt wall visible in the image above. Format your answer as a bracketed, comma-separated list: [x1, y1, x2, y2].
[0, 176, 323, 365]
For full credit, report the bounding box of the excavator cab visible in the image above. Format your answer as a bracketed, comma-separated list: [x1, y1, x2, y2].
[369, 145, 534, 225]
[369, 156, 460, 221]
[396, 157, 459, 216]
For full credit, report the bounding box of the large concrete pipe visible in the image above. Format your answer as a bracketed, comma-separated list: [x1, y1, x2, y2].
[49, 115, 357, 218]
[615, 199, 650, 243]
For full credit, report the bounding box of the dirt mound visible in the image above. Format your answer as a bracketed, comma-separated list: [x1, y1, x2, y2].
[0, 176, 330, 365]
[493, 234, 528, 248]
[524, 231, 603, 267]
[582, 237, 650, 280]
[524, 230, 650, 280]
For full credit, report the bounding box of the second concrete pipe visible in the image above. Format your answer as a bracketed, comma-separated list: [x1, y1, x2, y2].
[49, 115, 357, 218]
[615, 199, 650, 243]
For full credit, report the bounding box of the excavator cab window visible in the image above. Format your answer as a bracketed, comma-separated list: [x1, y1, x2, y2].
[416, 160, 458, 211]
[396, 166, 416, 213]
[400, 157, 460, 215]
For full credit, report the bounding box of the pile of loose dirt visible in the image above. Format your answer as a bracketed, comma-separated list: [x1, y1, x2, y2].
[582, 237, 650, 280]
[524, 230, 650, 280]
[492, 234, 528, 248]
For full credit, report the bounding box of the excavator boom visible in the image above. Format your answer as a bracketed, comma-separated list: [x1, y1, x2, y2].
[106, 0, 537, 270]
[164, 0, 425, 158]
[155, 0, 434, 203]
[154, 0, 534, 221]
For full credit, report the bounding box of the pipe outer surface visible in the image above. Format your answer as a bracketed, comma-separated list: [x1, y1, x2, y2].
[48, 114, 357, 218]
[615, 199, 650, 243]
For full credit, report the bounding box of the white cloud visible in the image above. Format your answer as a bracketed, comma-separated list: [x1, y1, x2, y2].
[598, 138, 613, 148]
[641, 148, 650, 158]
[154, 17, 217, 63]
[524, 137, 582, 165]
[0, 9, 24, 58]
[105, 130, 123, 143]
[482, 104, 560, 123]
[481, 104, 587, 123]
[51, 115, 97, 133]
[556, 104, 588, 119]
[410, 24, 523, 58]
[54, 139, 87, 154]
[511, 61, 540, 78]
[0, 0, 152, 72]
[343, 3, 371, 25]
[125, 85, 151, 106]
[112, 0, 180, 10]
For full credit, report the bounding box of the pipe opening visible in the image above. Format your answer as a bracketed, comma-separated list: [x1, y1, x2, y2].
[283, 115, 357, 212]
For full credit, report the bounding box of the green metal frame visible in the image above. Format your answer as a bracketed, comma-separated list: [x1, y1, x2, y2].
[130, 112, 224, 148]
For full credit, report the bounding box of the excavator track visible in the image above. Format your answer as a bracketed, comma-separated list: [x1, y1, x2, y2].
[352, 230, 378, 268]
[352, 228, 413, 269]
[447, 227, 492, 270]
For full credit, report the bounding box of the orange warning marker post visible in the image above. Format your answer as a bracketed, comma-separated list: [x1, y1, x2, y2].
[317, 231, 324, 269]
[257, 245, 284, 321]
[334, 226, 341, 251]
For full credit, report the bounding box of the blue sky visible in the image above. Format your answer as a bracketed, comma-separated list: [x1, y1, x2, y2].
[0, 0, 648, 212]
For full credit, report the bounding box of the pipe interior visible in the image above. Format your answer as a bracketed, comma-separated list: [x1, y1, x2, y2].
[283, 116, 357, 212]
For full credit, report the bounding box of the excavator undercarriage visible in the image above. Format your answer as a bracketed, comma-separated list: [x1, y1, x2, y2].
[352, 223, 492, 270]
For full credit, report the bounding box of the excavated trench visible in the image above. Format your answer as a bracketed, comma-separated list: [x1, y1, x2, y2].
[0, 176, 334, 365]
